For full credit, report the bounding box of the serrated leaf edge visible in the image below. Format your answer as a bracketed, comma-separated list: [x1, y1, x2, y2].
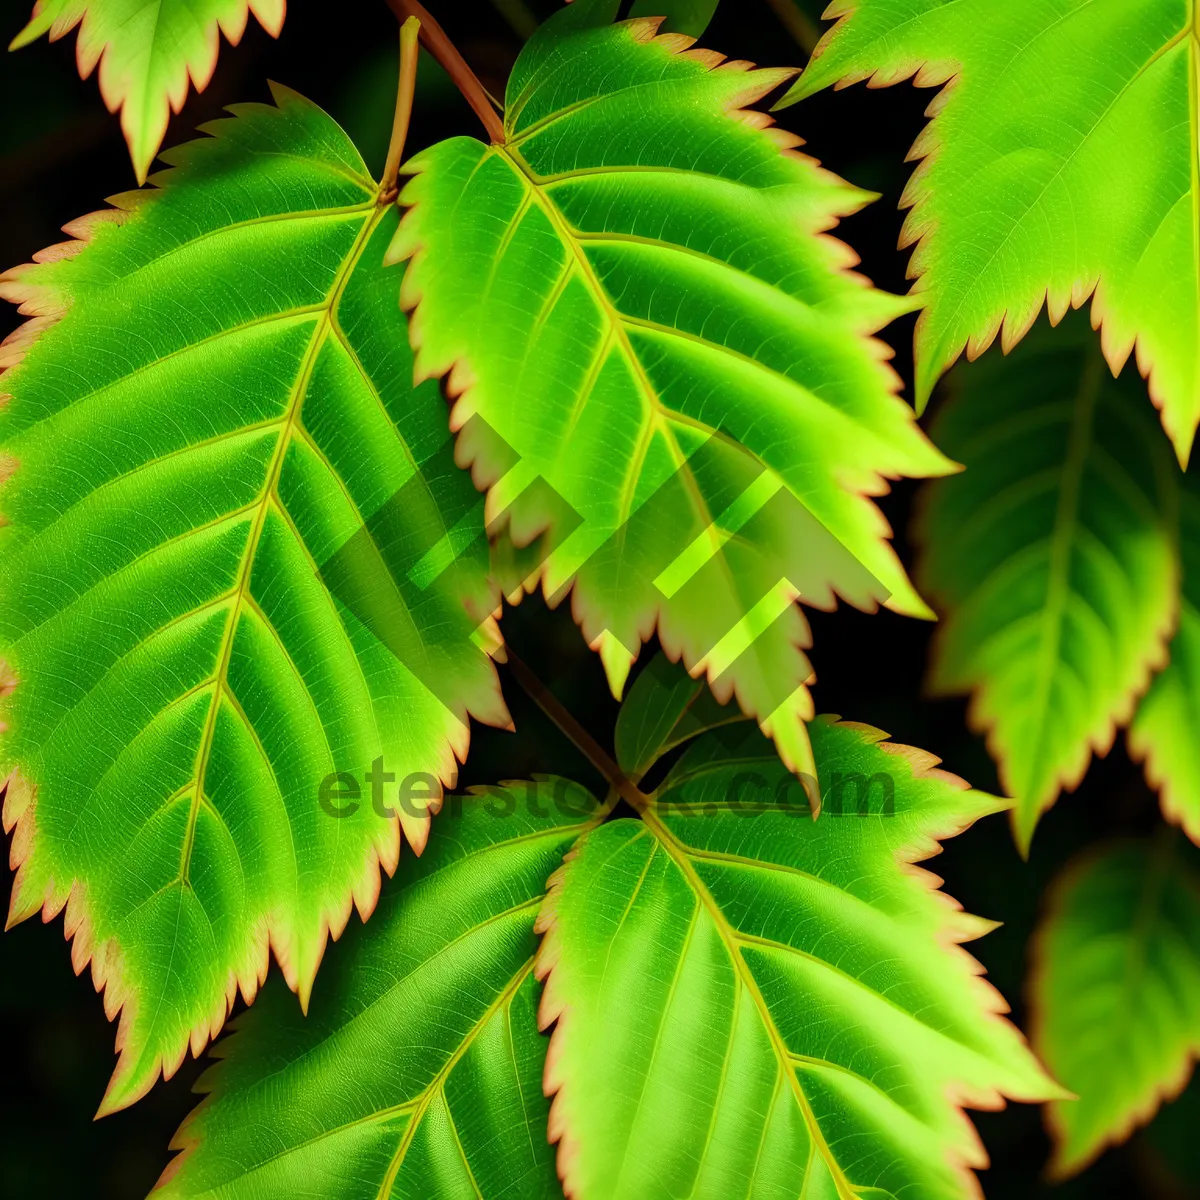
[12, 0, 288, 184]
[911, 356, 1182, 853]
[0, 86, 502, 1115]
[1128, 636, 1200, 844]
[393, 16, 942, 776]
[1029, 839, 1200, 1179]
[790, 0, 1196, 464]
[533, 716, 1063, 1200]
[153, 782, 591, 1195]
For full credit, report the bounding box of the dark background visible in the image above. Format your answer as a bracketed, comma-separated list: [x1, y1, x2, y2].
[0, 0, 1192, 1196]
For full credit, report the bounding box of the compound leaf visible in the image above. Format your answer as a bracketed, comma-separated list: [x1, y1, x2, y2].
[155, 783, 595, 1199]
[1032, 837, 1200, 1177]
[390, 10, 955, 782]
[1132, 471, 1200, 842]
[916, 316, 1179, 852]
[0, 85, 507, 1114]
[10, 0, 285, 183]
[536, 717, 1061, 1199]
[785, 0, 1200, 462]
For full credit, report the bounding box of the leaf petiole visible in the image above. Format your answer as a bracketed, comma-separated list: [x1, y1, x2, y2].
[384, 0, 507, 144]
[502, 647, 649, 812]
[380, 16, 422, 202]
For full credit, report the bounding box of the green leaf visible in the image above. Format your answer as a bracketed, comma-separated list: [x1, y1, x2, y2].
[1032, 836, 1200, 1178]
[628, 0, 721, 36]
[536, 717, 1062, 1199]
[1132, 471, 1200, 842]
[155, 783, 595, 1199]
[614, 651, 747, 782]
[9, 0, 285, 183]
[0, 86, 507, 1114]
[389, 11, 955, 781]
[916, 316, 1179, 852]
[783, 0, 1200, 462]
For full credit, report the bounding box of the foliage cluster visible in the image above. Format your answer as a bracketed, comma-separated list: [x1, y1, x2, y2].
[2, 1, 1199, 1197]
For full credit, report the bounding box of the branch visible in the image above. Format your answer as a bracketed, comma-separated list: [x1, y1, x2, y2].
[380, 17, 422, 202]
[384, 0, 507, 144]
[502, 647, 649, 812]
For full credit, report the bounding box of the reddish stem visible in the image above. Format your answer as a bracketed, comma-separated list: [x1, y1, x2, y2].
[380, 17, 422, 202]
[503, 648, 648, 812]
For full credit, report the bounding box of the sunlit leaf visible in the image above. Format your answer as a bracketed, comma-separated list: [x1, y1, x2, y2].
[9, 0, 285, 183]
[155, 784, 594, 1199]
[916, 316, 1179, 851]
[1032, 837, 1200, 1177]
[784, 0, 1200, 462]
[0, 85, 506, 1114]
[536, 717, 1062, 1199]
[390, 9, 954, 781]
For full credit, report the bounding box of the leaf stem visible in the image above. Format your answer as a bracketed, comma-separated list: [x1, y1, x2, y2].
[384, 0, 507, 144]
[502, 647, 648, 811]
[380, 16, 422, 203]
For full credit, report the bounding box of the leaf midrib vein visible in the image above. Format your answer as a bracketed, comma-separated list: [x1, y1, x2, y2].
[638, 806, 857, 1198]
[736, 928, 986, 1057]
[56, 677, 225, 849]
[375, 959, 537, 1200]
[498, 144, 760, 607]
[1019, 349, 1101, 800]
[177, 205, 387, 884]
[674, 842, 1011, 1063]
[196, 963, 542, 1199]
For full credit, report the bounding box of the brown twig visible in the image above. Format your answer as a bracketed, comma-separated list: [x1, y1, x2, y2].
[380, 17, 422, 202]
[502, 647, 648, 812]
[384, 0, 507, 144]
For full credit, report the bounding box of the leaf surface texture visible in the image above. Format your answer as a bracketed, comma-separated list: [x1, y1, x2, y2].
[1033, 838, 1200, 1176]
[917, 317, 1179, 850]
[0, 86, 505, 1112]
[536, 718, 1060, 1199]
[155, 785, 591, 1199]
[786, 0, 1200, 460]
[391, 12, 954, 778]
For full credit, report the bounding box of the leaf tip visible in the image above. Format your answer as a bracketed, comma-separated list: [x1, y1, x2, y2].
[1009, 810, 1036, 861]
[594, 630, 635, 701]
